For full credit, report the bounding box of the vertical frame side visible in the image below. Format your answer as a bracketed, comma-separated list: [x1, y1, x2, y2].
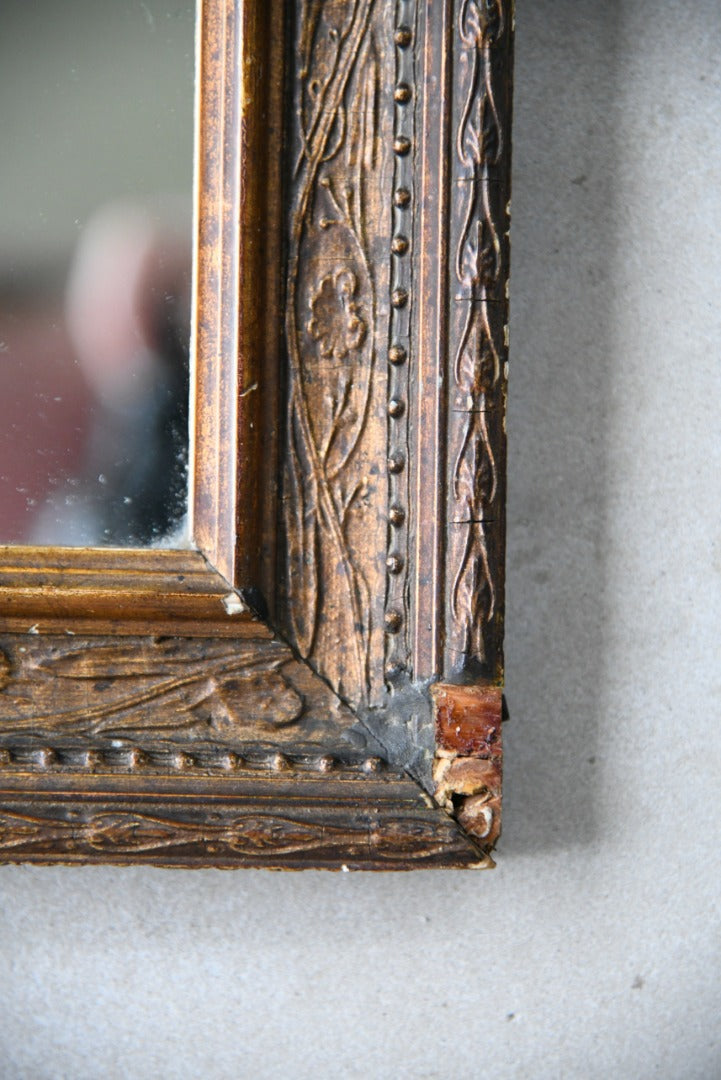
[193, 0, 276, 587]
[257, 1, 287, 614]
[411, 0, 454, 680]
[279, 0, 396, 709]
[425, 0, 513, 856]
[383, 0, 417, 689]
[443, 0, 513, 682]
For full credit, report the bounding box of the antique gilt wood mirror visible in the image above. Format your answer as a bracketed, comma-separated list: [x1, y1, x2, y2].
[0, 0, 512, 869]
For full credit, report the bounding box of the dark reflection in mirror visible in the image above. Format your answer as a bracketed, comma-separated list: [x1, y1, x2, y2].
[0, 0, 194, 546]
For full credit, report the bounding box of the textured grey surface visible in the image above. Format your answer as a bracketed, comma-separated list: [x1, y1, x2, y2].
[1, 2, 720, 1077]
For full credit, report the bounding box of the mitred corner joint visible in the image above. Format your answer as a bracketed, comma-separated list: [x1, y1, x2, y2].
[430, 683, 503, 859]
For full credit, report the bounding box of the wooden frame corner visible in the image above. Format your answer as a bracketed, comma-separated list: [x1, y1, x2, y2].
[0, 0, 513, 870]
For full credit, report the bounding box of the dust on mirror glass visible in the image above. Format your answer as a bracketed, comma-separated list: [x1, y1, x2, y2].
[0, 0, 195, 547]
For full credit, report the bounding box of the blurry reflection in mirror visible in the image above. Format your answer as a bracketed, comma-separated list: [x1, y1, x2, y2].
[0, 0, 195, 546]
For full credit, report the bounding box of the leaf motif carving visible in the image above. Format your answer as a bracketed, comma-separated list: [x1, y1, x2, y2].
[0, 808, 463, 862]
[459, 0, 504, 48]
[0, 638, 306, 742]
[449, 0, 510, 669]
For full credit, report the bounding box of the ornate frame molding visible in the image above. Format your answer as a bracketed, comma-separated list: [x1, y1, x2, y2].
[0, 0, 513, 869]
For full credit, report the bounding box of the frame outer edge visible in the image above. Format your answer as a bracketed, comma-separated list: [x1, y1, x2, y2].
[417, 0, 513, 854]
[441, 0, 513, 684]
[0, 771, 487, 870]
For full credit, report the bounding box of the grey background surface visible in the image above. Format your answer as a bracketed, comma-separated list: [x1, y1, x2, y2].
[1, 1, 719, 1077]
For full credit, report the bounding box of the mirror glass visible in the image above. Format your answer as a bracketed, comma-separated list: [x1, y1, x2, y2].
[0, 0, 195, 546]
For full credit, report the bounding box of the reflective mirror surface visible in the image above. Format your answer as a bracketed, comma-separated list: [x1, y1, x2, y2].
[0, 0, 195, 546]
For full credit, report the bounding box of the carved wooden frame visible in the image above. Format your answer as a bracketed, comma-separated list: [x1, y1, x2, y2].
[0, 0, 512, 869]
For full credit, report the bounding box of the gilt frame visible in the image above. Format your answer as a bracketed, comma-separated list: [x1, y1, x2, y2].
[0, 0, 512, 869]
